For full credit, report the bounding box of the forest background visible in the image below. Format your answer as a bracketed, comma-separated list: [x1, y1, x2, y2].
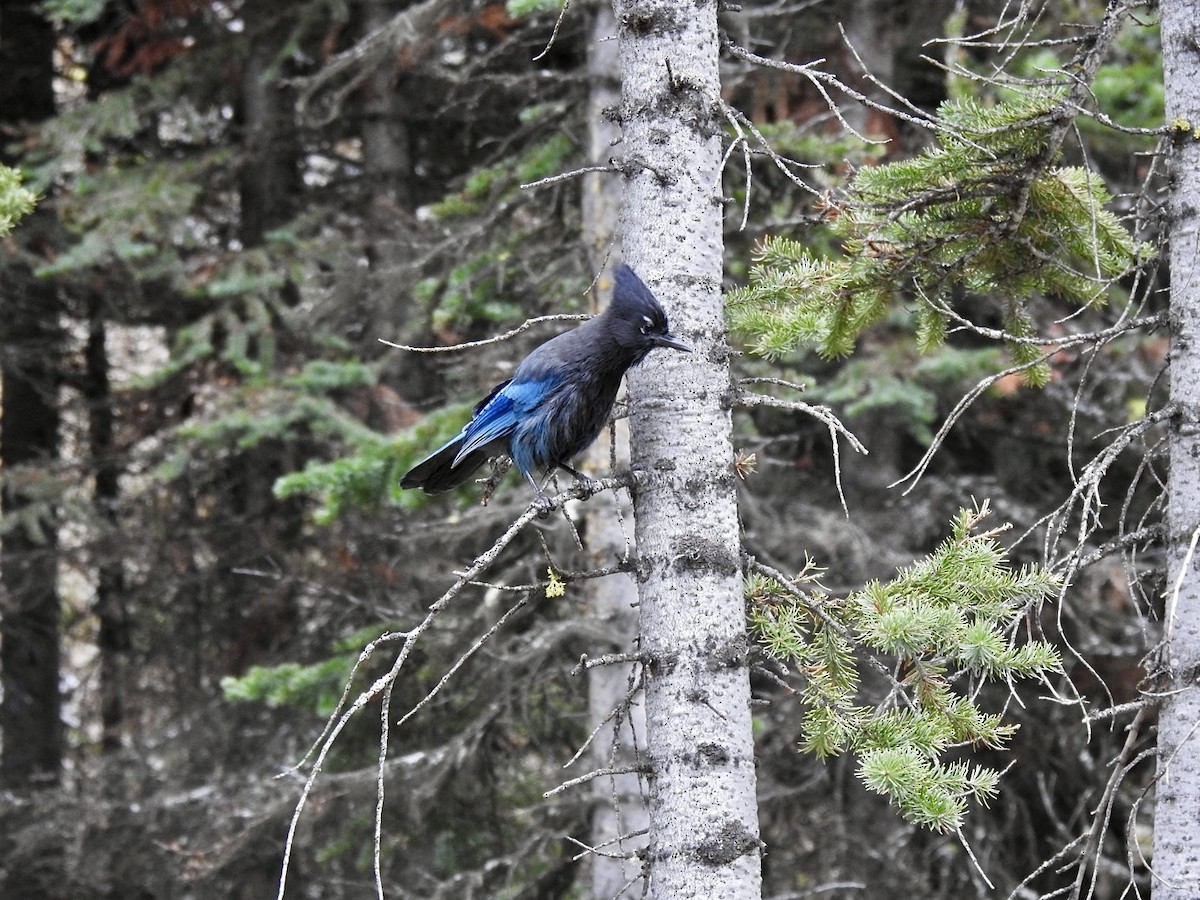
[0, 0, 1190, 897]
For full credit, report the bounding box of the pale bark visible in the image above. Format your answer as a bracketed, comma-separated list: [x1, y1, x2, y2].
[614, 0, 763, 895]
[1154, 2, 1200, 896]
[583, 3, 651, 897]
[582, 415, 650, 898]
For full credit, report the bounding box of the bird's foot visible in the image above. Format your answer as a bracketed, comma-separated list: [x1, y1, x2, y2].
[531, 490, 555, 518]
[556, 464, 600, 497]
[572, 473, 601, 496]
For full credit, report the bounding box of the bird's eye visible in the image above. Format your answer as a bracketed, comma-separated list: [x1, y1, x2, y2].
[640, 315, 655, 335]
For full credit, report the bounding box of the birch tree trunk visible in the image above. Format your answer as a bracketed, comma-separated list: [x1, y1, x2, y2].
[614, 0, 763, 895]
[583, 2, 651, 896]
[1154, 2, 1200, 896]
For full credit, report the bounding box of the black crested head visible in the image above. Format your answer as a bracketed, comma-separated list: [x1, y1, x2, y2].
[606, 264, 692, 363]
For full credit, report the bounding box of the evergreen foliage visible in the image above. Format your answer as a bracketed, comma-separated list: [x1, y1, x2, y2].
[415, 126, 586, 332]
[797, 337, 1006, 445]
[505, 0, 566, 18]
[748, 505, 1061, 832]
[728, 93, 1141, 384]
[222, 625, 394, 717]
[39, 0, 107, 26]
[425, 132, 574, 221]
[274, 400, 478, 521]
[0, 165, 36, 236]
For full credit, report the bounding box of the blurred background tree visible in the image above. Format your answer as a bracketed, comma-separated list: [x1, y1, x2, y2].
[0, 0, 1175, 897]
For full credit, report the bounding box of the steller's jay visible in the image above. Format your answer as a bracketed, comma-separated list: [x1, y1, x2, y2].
[400, 264, 691, 506]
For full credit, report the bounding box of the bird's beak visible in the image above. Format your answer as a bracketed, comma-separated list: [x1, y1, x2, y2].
[654, 333, 692, 353]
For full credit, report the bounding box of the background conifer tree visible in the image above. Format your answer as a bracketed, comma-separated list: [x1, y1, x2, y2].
[0, 1, 1185, 898]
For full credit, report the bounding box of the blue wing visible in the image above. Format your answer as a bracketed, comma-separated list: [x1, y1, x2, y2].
[453, 377, 558, 465]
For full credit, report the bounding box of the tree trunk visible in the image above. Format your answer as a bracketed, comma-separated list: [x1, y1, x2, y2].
[0, 0, 63, 792]
[238, 1, 299, 248]
[361, 0, 412, 271]
[84, 294, 130, 754]
[614, 0, 763, 894]
[1154, 0, 1200, 895]
[583, 3, 651, 896]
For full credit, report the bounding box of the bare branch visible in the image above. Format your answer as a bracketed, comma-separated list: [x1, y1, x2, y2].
[531, 0, 573, 61]
[521, 163, 618, 191]
[379, 313, 589, 353]
[395, 592, 533, 730]
[543, 764, 648, 798]
[722, 39, 938, 135]
[739, 376, 808, 393]
[1072, 707, 1154, 900]
[565, 831, 647, 861]
[571, 651, 645, 676]
[276, 471, 646, 898]
[717, 106, 754, 230]
[718, 98, 824, 197]
[889, 352, 1079, 495]
[562, 667, 645, 768]
[736, 390, 867, 516]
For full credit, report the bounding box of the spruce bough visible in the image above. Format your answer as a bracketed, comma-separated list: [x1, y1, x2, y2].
[748, 504, 1062, 832]
[729, 93, 1140, 385]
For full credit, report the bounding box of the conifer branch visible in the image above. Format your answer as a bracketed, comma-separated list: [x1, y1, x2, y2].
[998, 0, 1144, 236]
[292, 0, 450, 126]
[746, 508, 1061, 832]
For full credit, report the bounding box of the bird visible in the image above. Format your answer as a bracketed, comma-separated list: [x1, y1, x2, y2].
[400, 264, 691, 507]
